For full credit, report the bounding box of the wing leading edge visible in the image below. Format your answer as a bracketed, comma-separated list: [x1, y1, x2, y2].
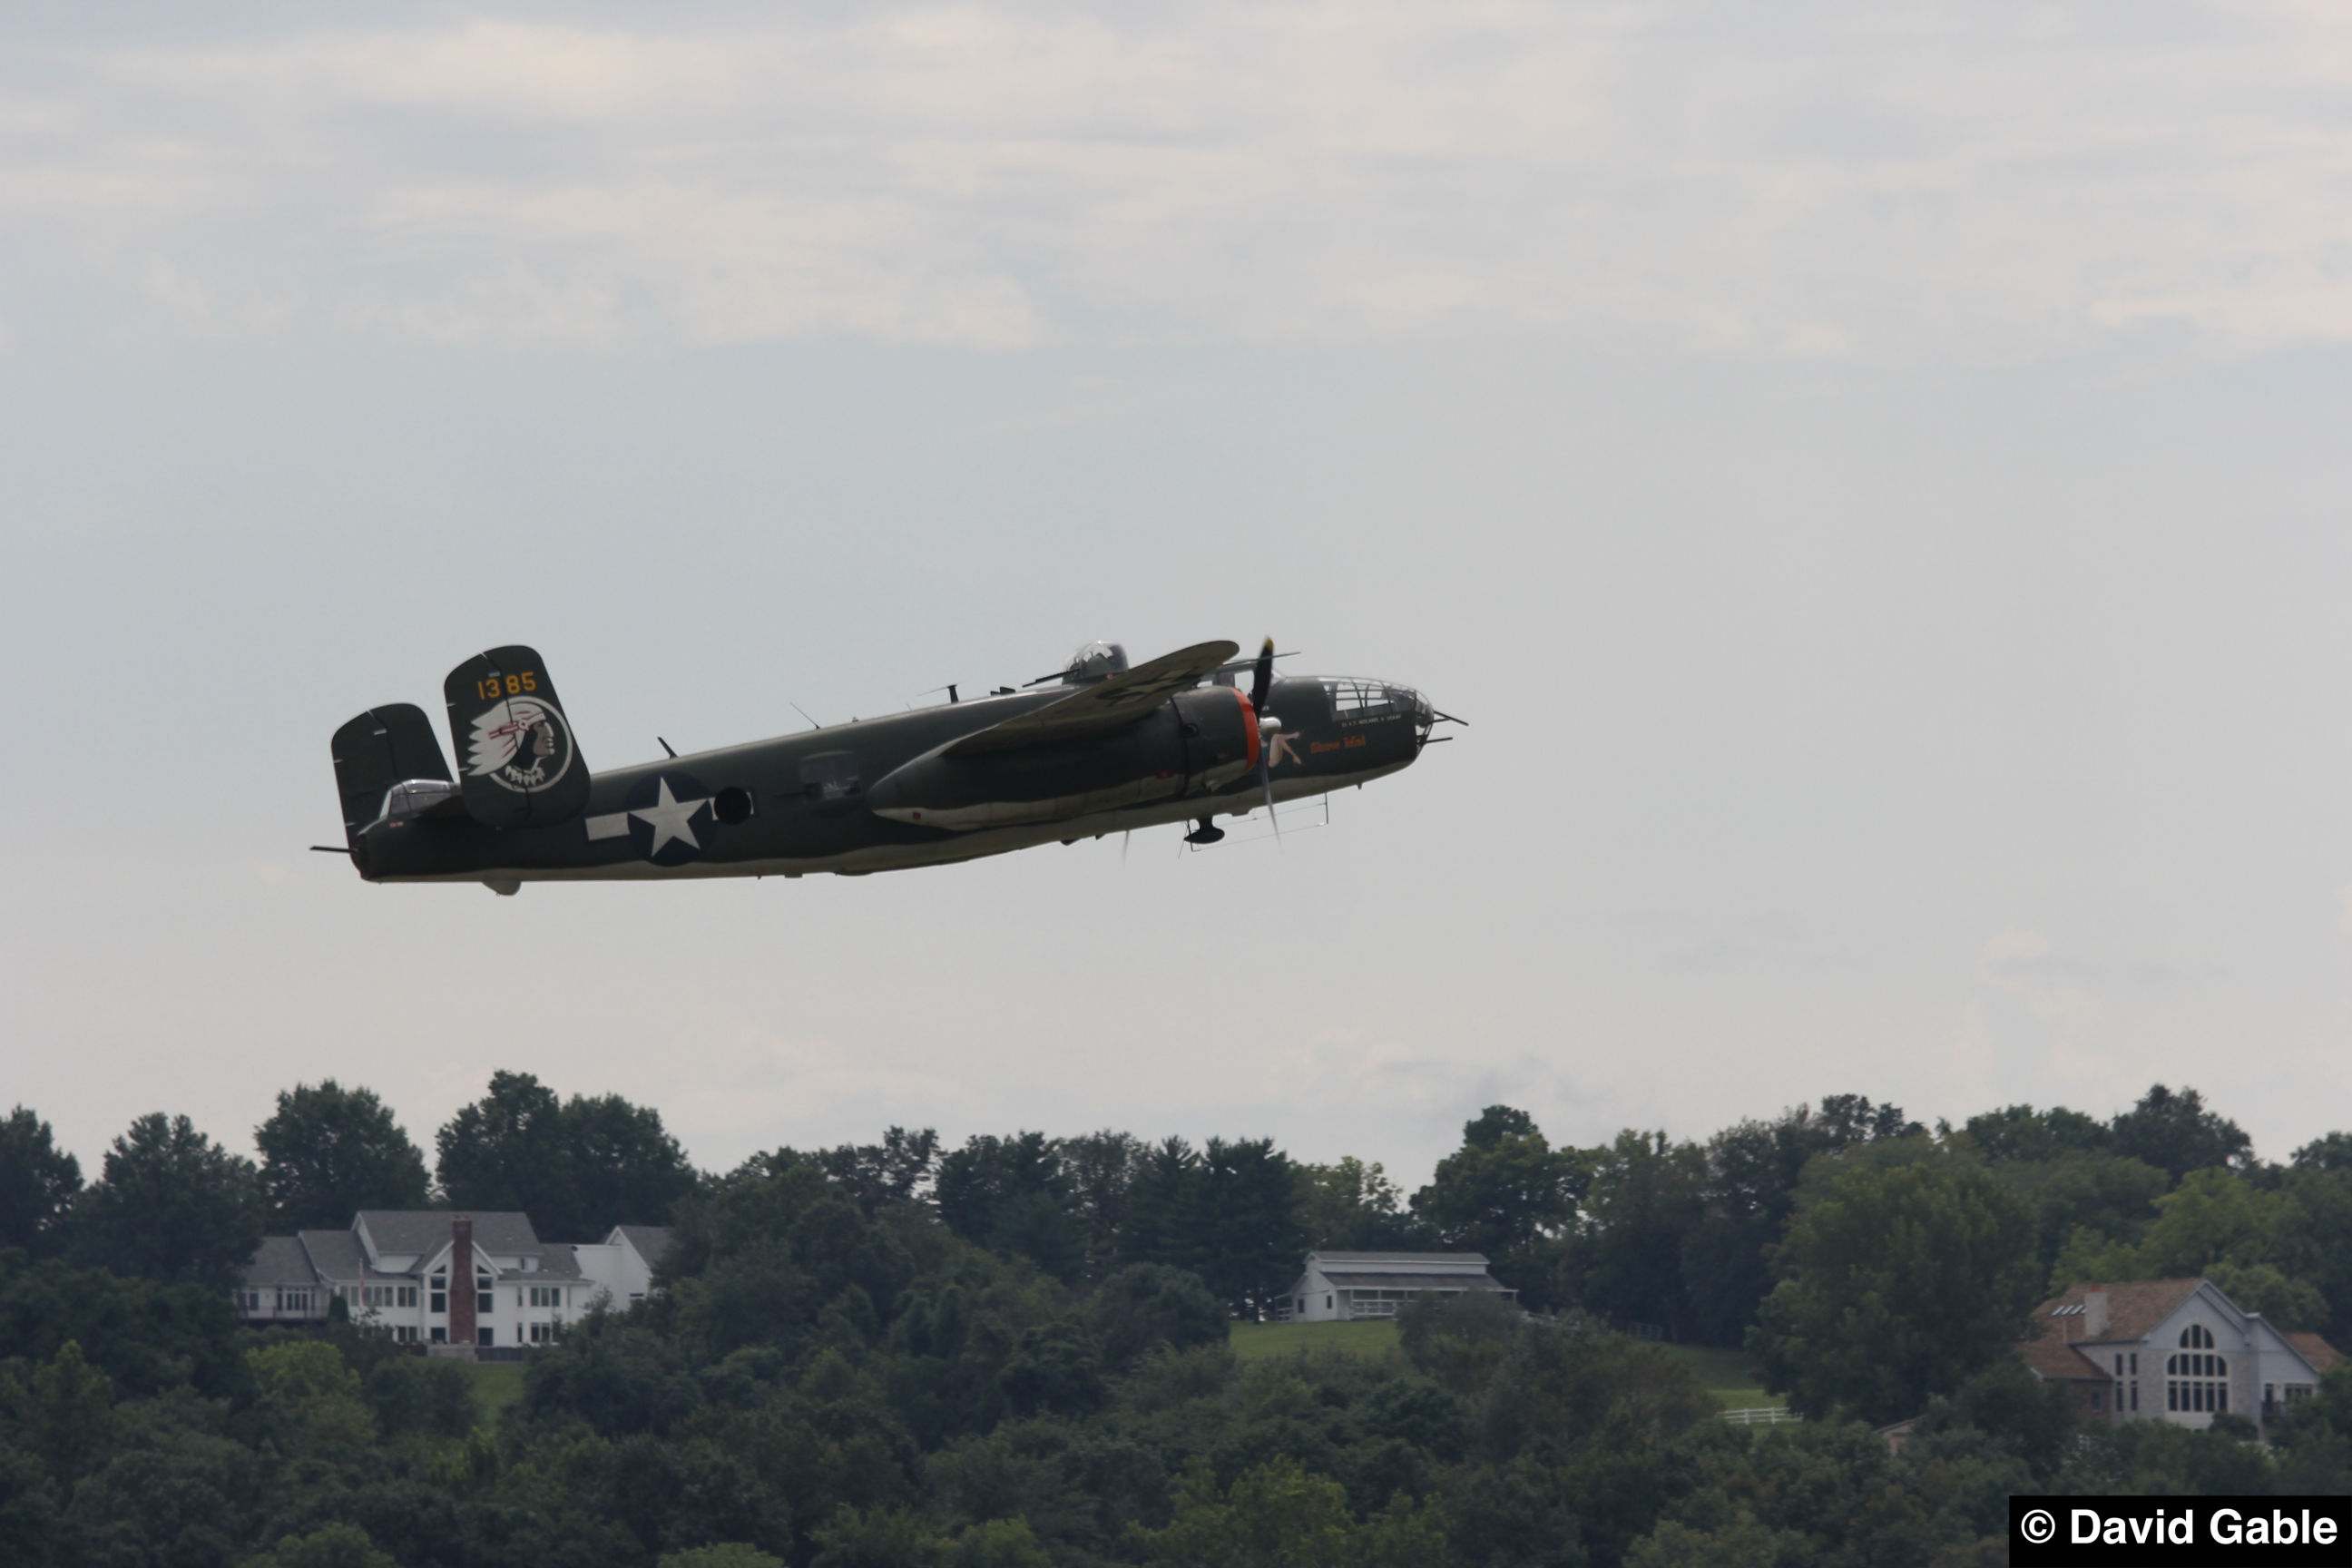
[943, 640, 1240, 757]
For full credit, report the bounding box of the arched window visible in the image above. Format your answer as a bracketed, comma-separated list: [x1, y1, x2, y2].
[2166, 1333, 2229, 1414]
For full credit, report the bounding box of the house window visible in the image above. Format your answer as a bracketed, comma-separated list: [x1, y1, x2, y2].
[529, 1321, 555, 1343]
[430, 1327, 446, 1344]
[528, 1286, 562, 1308]
[2131, 1385, 2139, 1411]
[2130, 1353, 2138, 1375]
[393, 1327, 419, 1344]
[2166, 1351, 2230, 1414]
[477, 1327, 494, 1347]
[2180, 1323, 2214, 1349]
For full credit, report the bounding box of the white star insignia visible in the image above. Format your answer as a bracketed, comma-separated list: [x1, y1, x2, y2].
[630, 779, 711, 856]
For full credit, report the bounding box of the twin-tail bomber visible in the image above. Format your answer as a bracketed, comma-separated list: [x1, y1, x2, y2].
[324, 639, 1459, 893]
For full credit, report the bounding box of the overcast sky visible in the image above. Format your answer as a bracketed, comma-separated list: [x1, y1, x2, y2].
[6, 2, 2352, 1196]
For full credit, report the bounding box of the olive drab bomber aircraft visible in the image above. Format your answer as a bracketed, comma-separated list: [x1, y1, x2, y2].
[323, 639, 1459, 894]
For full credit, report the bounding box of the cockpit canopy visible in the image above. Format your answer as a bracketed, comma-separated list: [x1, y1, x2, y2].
[1063, 641, 1130, 684]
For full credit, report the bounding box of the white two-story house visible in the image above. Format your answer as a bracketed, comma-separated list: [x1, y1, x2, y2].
[2022, 1278, 2339, 1436]
[236, 1211, 672, 1349]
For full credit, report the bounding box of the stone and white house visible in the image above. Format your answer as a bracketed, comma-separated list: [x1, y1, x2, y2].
[2021, 1278, 2339, 1436]
[1282, 1250, 1516, 1322]
[235, 1211, 671, 1348]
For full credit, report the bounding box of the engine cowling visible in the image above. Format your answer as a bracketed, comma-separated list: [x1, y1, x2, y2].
[868, 687, 1259, 831]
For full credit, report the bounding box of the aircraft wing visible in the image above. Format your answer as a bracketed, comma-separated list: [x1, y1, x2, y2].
[945, 640, 1240, 757]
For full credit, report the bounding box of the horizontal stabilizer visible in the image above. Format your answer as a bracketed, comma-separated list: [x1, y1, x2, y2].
[944, 641, 1238, 758]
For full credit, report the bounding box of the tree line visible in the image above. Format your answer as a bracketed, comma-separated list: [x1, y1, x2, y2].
[10, 1073, 2352, 1364]
[10, 1071, 2352, 1566]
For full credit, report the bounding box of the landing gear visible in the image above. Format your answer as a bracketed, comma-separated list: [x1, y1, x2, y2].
[1184, 817, 1226, 846]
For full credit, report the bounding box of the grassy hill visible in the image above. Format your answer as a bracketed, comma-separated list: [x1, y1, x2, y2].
[1657, 1344, 1780, 1410]
[1229, 1318, 1402, 1362]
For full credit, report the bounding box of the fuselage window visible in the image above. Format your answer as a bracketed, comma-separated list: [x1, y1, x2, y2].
[800, 753, 862, 801]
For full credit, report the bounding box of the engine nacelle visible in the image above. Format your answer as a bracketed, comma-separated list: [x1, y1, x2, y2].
[869, 687, 1260, 831]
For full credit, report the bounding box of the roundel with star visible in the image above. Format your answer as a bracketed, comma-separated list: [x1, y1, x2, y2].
[622, 772, 718, 867]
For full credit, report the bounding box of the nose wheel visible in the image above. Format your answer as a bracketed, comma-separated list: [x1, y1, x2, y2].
[1184, 817, 1226, 845]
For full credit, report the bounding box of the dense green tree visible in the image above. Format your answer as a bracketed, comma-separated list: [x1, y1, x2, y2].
[1571, 1130, 1707, 1336]
[0, 1251, 243, 1397]
[1057, 1130, 1145, 1279]
[1962, 1102, 2110, 1162]
[1993, 1152, 2169, 1278]
[0, 1107, 81, 1259]
[2280, 1166, 2352, 1342]
[2292, 1132, 2352, 1172]
[1188, 1139, 1308, 1318]
[2109, 1083, 2253, 1181]
[1119, 1138, 1205, 1272]
[936, 1133, 1084, 1282]
[68, 1112, 264, 1290]
[2050, 1165, 2290, 1288]
[254, 1081, 430, 1230]
[1129, 1455, 1447, 1568]
[434, 1069, 564, 1212]
[806, 1127, 939, 1211]
[1412, 1107, 1583, 1307]
[1674, 1095, 1923, 1344]
[1088, 1263, 1229, 1371]
[436, 1070, 697, 1240]
[1112, 1136, 1304, 1316]
[1752, 1159, 2040, 1424]
[1297, 1157, 1422, 1251]
[249, 1523, 401, 1568]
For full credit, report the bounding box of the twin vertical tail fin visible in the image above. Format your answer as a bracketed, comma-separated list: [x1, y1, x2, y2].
[330, 704, 455, 849]
[330, 644, 592, 857]
[441, 644, 592, 828]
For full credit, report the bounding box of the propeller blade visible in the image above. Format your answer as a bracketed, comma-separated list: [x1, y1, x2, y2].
[1248, 635, 1275, 713]
[1260, 757, 1282, 848]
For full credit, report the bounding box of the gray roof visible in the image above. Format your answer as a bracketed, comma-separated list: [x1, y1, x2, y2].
[499, 1243, 583, 1282]
[242, 1237, 318, 1287]
[614, 1225, 673, 1263]
[358, 1210, 542, 1256]
[1319, 1270, 1512, 1291]
[298, 1230, 366, 1279]
[1310, 1250, 1491, 1265]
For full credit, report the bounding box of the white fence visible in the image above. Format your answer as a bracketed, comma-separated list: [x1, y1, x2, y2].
[1720, 1406, 1801, 1426]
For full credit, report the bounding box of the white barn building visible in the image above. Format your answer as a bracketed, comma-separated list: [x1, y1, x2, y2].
[1283, 1250, 1515, 1322]
[235, 1211, 672, 1349]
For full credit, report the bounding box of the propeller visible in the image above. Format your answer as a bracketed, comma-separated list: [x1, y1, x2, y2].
[1248, 636, 1281, 846]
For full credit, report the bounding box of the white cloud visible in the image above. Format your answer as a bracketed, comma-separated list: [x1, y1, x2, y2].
[6, 5, 2352, 353]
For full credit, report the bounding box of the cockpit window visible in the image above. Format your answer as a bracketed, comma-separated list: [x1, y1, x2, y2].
[799, 752, 861, 801]
[1325, 680, 1398, 718]
[1064, 642, 1130, 683]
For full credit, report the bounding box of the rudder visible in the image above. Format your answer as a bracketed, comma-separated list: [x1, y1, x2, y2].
[330, 703, 454, 847]
[444, 644, 592, 828]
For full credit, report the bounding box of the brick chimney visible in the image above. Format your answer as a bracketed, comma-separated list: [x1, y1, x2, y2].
[449, 1216, 477, 1348]
[2084, 1284, 2109, 1338]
